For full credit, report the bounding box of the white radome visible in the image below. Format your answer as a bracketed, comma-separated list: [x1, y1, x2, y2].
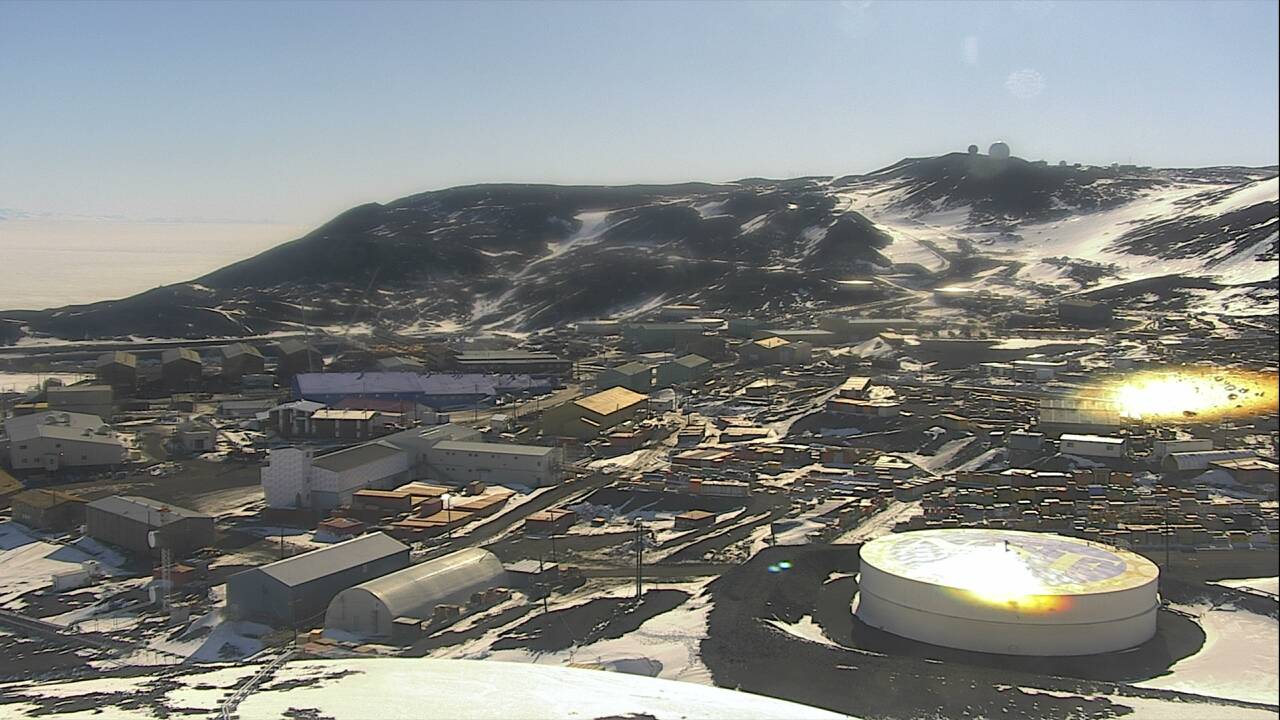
[988, 141, 1012, 159]
[856, 529, 1160, 656]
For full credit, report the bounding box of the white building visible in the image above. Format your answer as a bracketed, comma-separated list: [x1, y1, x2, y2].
[1059, 433, 1128, 459]
[1010, 360, 1068, 382]
[262, 423, 567, 508]
[324, 548, 505, 638]
[425, 441, 564, 488]
[1162, 449, 1259, 473]
[2, 411, 126, 471]
[1151, 438, 1213, 462]
[262, 441, 411, 510]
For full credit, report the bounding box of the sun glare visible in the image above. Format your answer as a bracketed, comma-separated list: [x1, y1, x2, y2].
[1107, 369, 1277, 421]
[922, 543, 1065, 613]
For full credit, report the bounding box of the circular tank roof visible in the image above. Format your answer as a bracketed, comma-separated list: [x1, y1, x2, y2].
[860, 529, 1158, 597]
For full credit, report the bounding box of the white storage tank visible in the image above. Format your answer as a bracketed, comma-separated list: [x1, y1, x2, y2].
[856, 529, 1159, 656]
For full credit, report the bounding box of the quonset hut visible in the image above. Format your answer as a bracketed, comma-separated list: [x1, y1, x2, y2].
[324, 548, 505, 638]
[227, 532, 410, 626]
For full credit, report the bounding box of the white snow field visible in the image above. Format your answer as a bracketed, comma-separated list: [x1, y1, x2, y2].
[0, 658, 851, 719]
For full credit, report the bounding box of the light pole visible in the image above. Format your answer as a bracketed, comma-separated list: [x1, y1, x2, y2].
[442, 493, 452, 542]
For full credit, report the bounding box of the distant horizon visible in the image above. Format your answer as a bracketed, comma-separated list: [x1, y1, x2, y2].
[3, 1, 1276, 228]
[5, 147, 1276, 227]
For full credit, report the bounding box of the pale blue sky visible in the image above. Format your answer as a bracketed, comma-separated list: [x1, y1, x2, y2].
[3, 0, 1277, 226]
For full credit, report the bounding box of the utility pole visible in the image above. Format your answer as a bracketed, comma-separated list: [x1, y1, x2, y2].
[538, 554, 549, 614]
[634, 520, 643, 599]
[1164, 504, 1171, 571]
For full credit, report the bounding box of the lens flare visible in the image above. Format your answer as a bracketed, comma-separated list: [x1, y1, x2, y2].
[919, 543, 1068, 613]
[1106, 369, 1277, 421]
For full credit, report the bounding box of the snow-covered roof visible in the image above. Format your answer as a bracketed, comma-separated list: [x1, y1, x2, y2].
[325, 548, 505, 636]
[1060, 433, 1127, 445]
[431, 440, 556, 458]
[3, 410, 116, 444]
[251, 532, 408, 588]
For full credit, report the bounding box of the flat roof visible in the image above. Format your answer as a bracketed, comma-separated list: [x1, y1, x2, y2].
[628, 322, 707, 331]
[753, 337, 790, 349]
[574, 387, 647, 416]
[454, 350, 562, 361]
[609, 361, 654, 376]
[432, 440, 556, 457]
[840, 377, 873, 391]
[670, 354, 711, 368]
[4, 411, 118, 445]
[87, 495, 209, 525]
[13, 488, 86, 509]
[312, 409, 380, 421]
[1060, 434, 1126, 445]
[47, 384, 112, 395]
[313, 441, 406, 472]
[1209, 458, 1278, 471]
[861, 529, 1158, 595]
[527, 509, 575, 521]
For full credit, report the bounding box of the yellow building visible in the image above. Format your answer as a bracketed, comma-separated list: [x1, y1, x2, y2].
[541, 387, 648, 439]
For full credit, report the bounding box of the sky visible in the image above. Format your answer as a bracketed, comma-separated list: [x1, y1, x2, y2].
[2, 0, 1277, 227]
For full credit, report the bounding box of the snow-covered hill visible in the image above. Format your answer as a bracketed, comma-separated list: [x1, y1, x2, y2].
[1, 154, 1275, 341]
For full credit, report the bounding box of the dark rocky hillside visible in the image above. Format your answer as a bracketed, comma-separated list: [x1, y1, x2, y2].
[1, 154, 1275, 342]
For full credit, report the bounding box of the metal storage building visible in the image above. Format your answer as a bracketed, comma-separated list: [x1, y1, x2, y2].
[219, 343, 265, 381]
[227, 532, 410, 627]
[540, 387, 648, 439]
[1059, 433, 1129, 459]
[11, 488, 87, 531]
[655, 354, 711, 388]
[85, 495, 214, 557]
[451, 350, 571, 375]
[46, 385, 115, 419]
[597, 362, 655, 394]
[425, 440, 564, 488]
[1163, 449, 1259, 473]
[324, 548, 505, 638]
[94, 351, 138, 391]
[622, 322, 708, 352]
[161, 348, 203, 391]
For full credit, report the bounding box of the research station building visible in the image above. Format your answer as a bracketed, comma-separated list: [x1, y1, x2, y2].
[2, 411, 126, 471]
[227, 532, 410, 627]
[324, 548, 505, 638]
[85, 495, 215, 557]
[541, 387, 648, 439]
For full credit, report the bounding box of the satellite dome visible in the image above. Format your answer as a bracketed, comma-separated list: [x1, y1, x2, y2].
[988, 141, 1011, 160]
[967, 144, 979, 155]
